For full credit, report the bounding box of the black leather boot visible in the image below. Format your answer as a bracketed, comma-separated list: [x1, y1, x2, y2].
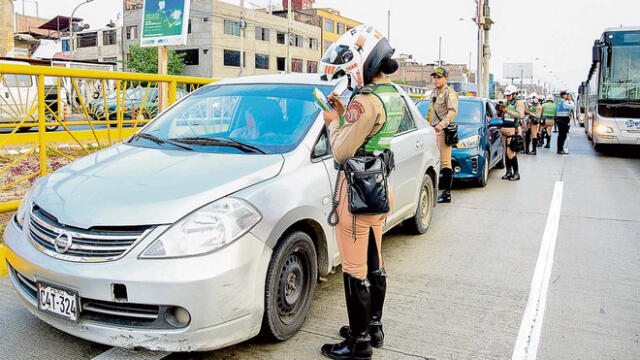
[544, 133, 551, 148]
[509, 157, 521, 181]
[524, 131, 531, 154]
[322, 273, 372, 360]
[501, 157, 513, 180]
[537, 133, 544, 147]
[437, 168, 453, 203]
[339, 268, 387, 348]
[531, 139, 538, 155]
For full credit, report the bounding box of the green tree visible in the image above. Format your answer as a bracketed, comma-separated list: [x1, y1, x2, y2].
[126, 45, 186, 75]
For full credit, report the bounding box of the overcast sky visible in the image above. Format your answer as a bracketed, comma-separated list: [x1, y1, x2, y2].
[21, 0, 640, 90]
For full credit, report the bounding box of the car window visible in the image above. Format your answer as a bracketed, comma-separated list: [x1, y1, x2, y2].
[486, 102, 497, 121]
[397, 97, 416, 134]
[137, 84, 333, 154]
[416, 99, 430, 119]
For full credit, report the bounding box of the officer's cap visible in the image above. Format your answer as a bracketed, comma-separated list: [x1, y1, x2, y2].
[431, 67, 448, 77]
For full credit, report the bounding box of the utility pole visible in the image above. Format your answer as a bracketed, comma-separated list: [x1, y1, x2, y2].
[387, 10, 391, 42]
[476, 0, 493, 98]
[287, 0, 292, 73]
[438, 36, 442, 67]
[240, 0, 245, 76]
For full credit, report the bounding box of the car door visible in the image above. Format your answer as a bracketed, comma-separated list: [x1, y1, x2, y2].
[485, 101, 503, 166]
[387, 93, 425, 226]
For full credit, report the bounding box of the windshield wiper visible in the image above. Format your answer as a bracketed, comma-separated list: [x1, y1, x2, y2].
[131, 133, 194, 151]
[169, 136, 266, 154]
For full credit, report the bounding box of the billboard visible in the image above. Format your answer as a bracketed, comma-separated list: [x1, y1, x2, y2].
[140, 0, 190, 47]
[503, 62, 533, 79]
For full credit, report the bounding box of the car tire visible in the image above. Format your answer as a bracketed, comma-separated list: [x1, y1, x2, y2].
[476, 152, 489, 187]
[45, 113, 59, 132]
[404, 173, 435, 235]
[494, 153, 505, 169]
[261, 231, 318, 341]
[593, 143, 605, 152]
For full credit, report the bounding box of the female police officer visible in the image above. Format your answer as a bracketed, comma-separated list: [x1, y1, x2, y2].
[496, 85, 525, 181]
[319, 25, 401, 360]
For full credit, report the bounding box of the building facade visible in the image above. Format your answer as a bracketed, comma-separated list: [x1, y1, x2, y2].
[62, 26, 123, 69]
[390, 56, 476, 88]
[116, 0, 322, 78]
[300, 8, 361, 55]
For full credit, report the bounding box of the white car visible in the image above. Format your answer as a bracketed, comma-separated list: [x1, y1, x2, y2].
[4, 74, 440, 351]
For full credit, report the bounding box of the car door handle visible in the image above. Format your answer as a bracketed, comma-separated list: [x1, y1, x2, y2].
[415, 141, 423, 149]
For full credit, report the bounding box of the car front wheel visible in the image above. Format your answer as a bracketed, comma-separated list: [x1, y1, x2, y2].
[476, 151, 490, 187]
[261, 231, 318, 341]
[404, 173, 435, 234]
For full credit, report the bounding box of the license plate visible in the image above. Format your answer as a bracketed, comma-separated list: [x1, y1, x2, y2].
[37, 281, 79, 322]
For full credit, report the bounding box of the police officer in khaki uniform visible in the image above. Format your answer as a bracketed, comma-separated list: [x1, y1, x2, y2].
[426, 67, 458, 203]
[319, 25, 401, 360]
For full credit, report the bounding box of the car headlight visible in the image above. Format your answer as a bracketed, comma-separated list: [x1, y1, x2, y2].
[595, 125, 613, 135]
[140, 197, 262, 258]
[457, 134, 480, 149]
[15, 187, 35, 228]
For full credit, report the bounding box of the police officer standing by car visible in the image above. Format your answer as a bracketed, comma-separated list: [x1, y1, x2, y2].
[556, 91, 575, 155]
[320, 25, 402, 360]
[495, 85, 525, 181]
[426, 67, 458, 203]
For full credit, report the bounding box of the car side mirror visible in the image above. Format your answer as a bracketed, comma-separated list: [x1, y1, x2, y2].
[489, 118, 503, 127]
[592, 40, 602, 63]
[313, 132, 329, 158]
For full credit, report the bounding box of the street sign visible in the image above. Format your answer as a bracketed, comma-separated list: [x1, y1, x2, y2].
[503, 62, 533, 79]
[140, 0, 191, 47]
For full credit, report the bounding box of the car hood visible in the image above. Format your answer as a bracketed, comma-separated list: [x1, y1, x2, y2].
[32, 143, 284, 229]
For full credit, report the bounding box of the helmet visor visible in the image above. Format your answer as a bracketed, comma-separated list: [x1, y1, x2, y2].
[321, 44, 354, 65]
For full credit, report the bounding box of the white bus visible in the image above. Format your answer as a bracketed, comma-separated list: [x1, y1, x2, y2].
[584, 26, 640, 151]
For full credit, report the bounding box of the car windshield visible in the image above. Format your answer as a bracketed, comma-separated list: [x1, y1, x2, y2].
[133, 84, 332, 154]
[600, 31, 640, 100]
[416, 99, 483, 125]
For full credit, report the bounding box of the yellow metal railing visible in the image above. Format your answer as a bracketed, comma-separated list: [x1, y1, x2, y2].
[0, 64, 217, 212]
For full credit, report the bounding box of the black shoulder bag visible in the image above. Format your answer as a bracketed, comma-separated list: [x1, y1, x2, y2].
[327, 149, 395, 226]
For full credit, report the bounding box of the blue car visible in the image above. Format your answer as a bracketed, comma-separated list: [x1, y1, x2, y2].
[416, 97, 505, 187]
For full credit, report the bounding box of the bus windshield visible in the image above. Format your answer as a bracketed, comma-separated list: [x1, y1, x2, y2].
[600, 31, 640, 101]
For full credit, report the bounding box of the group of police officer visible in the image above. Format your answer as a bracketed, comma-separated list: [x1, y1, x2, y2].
[523, 90, 576, 156]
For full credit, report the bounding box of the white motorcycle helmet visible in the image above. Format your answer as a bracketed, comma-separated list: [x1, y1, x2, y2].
[546, 94, 554, 102]
[320, 24, 396, 88]
[504, 84, 518, 97]
[538, 94, 545, 102]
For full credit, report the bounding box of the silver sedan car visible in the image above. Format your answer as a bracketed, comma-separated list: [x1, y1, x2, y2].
[3, 74, 440, 352]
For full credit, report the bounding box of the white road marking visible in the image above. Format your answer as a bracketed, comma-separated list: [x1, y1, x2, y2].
[91, 348, 170, 360]
[512, 181, 564, 360]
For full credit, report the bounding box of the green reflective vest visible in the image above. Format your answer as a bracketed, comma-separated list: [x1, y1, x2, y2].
[542, 101, 557, 118]
[362, 84, 404, 153]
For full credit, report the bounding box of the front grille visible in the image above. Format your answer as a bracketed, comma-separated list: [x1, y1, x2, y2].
[470, 156, 479, 173]
[27, 205, 152, 262]
[9, 264, 185, 329]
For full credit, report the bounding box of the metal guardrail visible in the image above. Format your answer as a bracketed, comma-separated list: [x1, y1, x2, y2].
[0, 64, 216, 212]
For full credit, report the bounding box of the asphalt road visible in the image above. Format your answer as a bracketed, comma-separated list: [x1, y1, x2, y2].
[1, 130, 638, 360]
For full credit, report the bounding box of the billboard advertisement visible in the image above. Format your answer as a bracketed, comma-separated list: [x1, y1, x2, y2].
[503, 62, 533, 79]
[140, 0, 190, 47]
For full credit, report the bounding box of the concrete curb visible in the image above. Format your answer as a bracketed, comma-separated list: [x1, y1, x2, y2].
[0, 246, 7, 277]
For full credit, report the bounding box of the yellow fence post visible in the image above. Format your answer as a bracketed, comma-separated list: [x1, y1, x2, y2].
[37, 74, 46, 177]
[168, 81, 177, 106]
